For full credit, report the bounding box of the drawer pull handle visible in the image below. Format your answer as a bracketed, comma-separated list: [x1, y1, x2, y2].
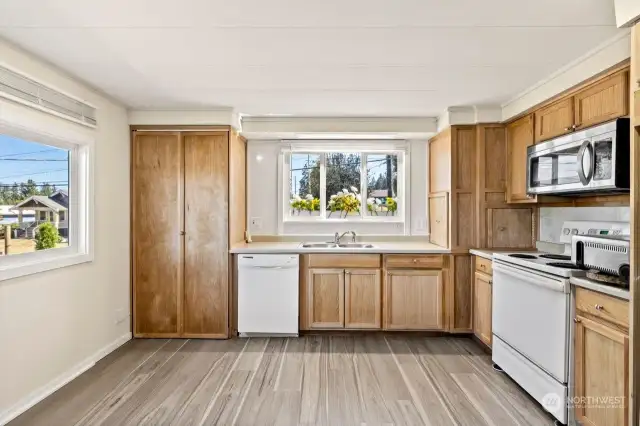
[413, 259, 418, 263]
[574, 318, 581, 323]
[595, 304, 604, 311]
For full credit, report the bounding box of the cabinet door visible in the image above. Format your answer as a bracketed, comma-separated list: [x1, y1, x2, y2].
[534, 97, 574, 142]
[308, 269, 345, 329]
[429, 192, 448, 248]
[506, 115, 536, 203]
[473, 271, 492, 347]
[132, 132, 183, 337]
[183, 133, 229, 338]
[634, 23, 640, 93]
[574, 71, 628, 131]
[345, 269, 381, 329]
[574, 315, 628, 426]
[384, 270, 444, 330]
[486, 208, 534, 249]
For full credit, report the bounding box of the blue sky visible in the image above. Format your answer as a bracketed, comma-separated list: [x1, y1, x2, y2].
[0, 134, 69, 189]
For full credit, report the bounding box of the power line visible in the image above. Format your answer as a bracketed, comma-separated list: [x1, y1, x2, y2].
[0, 158, 68, 162]
[0, 148, 60, 159]
[0, 168, 68, 180]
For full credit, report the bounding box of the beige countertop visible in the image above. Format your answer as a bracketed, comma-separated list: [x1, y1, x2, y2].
[468, 249, 495, 260]
[230, 241, 450, 254]
[570, 277, 630, 301]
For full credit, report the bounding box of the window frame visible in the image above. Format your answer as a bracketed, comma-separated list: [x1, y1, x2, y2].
[0, 118, 94, 282]
[279, 140, 409, 227]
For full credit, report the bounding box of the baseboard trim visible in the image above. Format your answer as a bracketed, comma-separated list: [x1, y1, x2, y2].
[0, 332, 132, 426]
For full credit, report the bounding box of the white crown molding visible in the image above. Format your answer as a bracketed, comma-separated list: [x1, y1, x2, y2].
[436, 106, 502, 132]
[502, 29, 631, 121]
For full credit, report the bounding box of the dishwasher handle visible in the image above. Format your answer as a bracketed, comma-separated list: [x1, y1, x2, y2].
[493, 262, 569, 293]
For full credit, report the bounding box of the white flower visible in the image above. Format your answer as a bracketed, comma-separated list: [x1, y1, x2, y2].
[375, 198, 382, 205]
[342, 188, 348, 194]
[337, 191, 343, 196]
[367, 198, 374, 205]
[305, 194, 313, 200]
[330, 194, 337, 200]
[350, 186, 358, 193]
[294, 194, 302, 201]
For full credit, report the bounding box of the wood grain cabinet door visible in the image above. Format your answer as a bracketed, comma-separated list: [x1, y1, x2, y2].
[132, 132, 183, 337]
[486, 208, 534, 249]
[473, 272, 492, 347]
[506, 114, 536, 203]
[183, 133, 229, 338]
[573, 71, 628, 131]
[307, 269, 345, 329]
[574, 315, 629, 426]
[344, 269, 381, 329]
[428, 193, 448, 248]
[534, 97, 574, 143]
[384, 270, 444, 330]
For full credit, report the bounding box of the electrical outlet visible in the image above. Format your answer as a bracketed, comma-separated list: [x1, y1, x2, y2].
[251, 217, 263, 231]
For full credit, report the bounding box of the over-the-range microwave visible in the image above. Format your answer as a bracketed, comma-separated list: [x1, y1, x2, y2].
[526, 118, 630, 196]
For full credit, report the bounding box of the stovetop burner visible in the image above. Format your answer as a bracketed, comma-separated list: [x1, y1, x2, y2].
[545, 262, 580, 269]
[539, 254, 571, 261]
[508, 254, 538, 259]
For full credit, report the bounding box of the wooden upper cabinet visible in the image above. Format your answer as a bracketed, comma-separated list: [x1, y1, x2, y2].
[307, 269, 345, 329]
[633, 23, 640, 93]
[486, 207, 534, 249]
[183, 133, 229, 338]
[344, 269, 381, 329]
[429, 193, 448, 248]
[574, 315, 628, 426]
[506, 115, 536, 203]
[383, 270, 444, 330]
[429, 130, 451, 193]
[574, 71, 628, 131]
[473, 271, 492, 347]
[133, 133, 183, 337]
[534, 97, 574, 143]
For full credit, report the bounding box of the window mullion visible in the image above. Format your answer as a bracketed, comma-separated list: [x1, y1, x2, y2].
[320, 153, 327, 220]
[360, 153, 367, 219]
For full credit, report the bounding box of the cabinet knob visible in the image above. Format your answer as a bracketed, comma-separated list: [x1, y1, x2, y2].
[564, 127, 573, 132]
[573, 124, 581, 130]
[594, 304, 604, 311]
[180, 231, 186, 236]
[413, 259, 418, 263]
[574, 318, 581, 323]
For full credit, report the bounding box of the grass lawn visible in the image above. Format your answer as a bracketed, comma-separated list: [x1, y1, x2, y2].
[0, 238, 68, 256]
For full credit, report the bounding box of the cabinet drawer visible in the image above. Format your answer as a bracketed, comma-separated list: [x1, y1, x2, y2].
[575, 287, 629, 329]
[475, 257, 493, 275]
[307, 254, 381, 269]
[384, 254, 444, 269]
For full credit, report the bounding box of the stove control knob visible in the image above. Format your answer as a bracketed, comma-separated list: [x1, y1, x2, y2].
[563, 228, 570, 235]
[571, 229, 578, 235]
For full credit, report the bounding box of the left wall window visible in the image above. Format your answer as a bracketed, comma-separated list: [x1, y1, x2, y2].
[0, 134, 70, 255]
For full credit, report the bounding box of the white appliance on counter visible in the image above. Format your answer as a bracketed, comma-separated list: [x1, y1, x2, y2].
[237, 254, 299, 337]
[491, 220, 629, 425]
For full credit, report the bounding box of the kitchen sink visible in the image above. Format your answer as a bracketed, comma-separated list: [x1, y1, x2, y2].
[338, 243, 375, 248]
[301, 242, 338, 248]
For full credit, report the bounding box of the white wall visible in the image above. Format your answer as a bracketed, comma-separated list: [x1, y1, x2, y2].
[539, 206, 630, 243]
[0, 40, 130, 423]
[247, 139, 428, 236]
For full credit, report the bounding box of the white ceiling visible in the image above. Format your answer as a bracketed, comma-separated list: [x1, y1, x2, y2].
[0, 0, 625, 116]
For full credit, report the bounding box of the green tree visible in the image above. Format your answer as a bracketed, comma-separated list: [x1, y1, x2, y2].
[35, 222, 61, 250]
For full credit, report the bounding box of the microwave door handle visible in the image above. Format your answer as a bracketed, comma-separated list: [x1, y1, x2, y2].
[577, 140, 594, 185]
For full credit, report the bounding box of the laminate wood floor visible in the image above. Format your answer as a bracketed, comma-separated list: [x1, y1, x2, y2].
[10, 336, 555, 426]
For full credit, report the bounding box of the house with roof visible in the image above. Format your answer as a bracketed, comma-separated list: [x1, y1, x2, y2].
[11, 190, 69, 238]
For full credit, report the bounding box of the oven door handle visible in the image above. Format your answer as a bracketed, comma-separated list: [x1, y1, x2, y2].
[577, 140, 594, 186]
[493, 262, 569, 293]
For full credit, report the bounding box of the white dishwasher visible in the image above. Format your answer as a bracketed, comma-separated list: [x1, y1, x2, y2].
[237, 254, 299, 337]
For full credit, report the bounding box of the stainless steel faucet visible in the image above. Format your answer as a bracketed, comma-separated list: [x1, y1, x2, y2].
[334, 231, 357, 244]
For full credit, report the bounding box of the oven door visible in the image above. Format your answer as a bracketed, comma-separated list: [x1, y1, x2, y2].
[492, 260, 570, 383]
[527, 137, 593, 195]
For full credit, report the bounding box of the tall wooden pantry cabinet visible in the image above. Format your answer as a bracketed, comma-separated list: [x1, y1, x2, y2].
[131, 127, 246, 338]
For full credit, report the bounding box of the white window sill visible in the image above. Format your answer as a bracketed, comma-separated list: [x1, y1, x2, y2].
[0, 252, 93, 282]
[284, 217, 404, 223]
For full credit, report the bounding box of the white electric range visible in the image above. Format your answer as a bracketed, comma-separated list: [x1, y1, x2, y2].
[491, 220, 629, 425]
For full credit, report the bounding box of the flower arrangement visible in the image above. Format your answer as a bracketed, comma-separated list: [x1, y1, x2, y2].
[290, 194, 320, 215]
[386, 197, 398, 215]
[367, 196, 398, 216]
[328, 186, 361, 218]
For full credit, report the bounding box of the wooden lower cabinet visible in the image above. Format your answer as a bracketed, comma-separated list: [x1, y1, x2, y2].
[574, 314, 629, 426]
[345, 269, 381, 329]
[307, 268, 345, 329]
[472, 271, 492, 347]
[383, 269, 444, 330]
